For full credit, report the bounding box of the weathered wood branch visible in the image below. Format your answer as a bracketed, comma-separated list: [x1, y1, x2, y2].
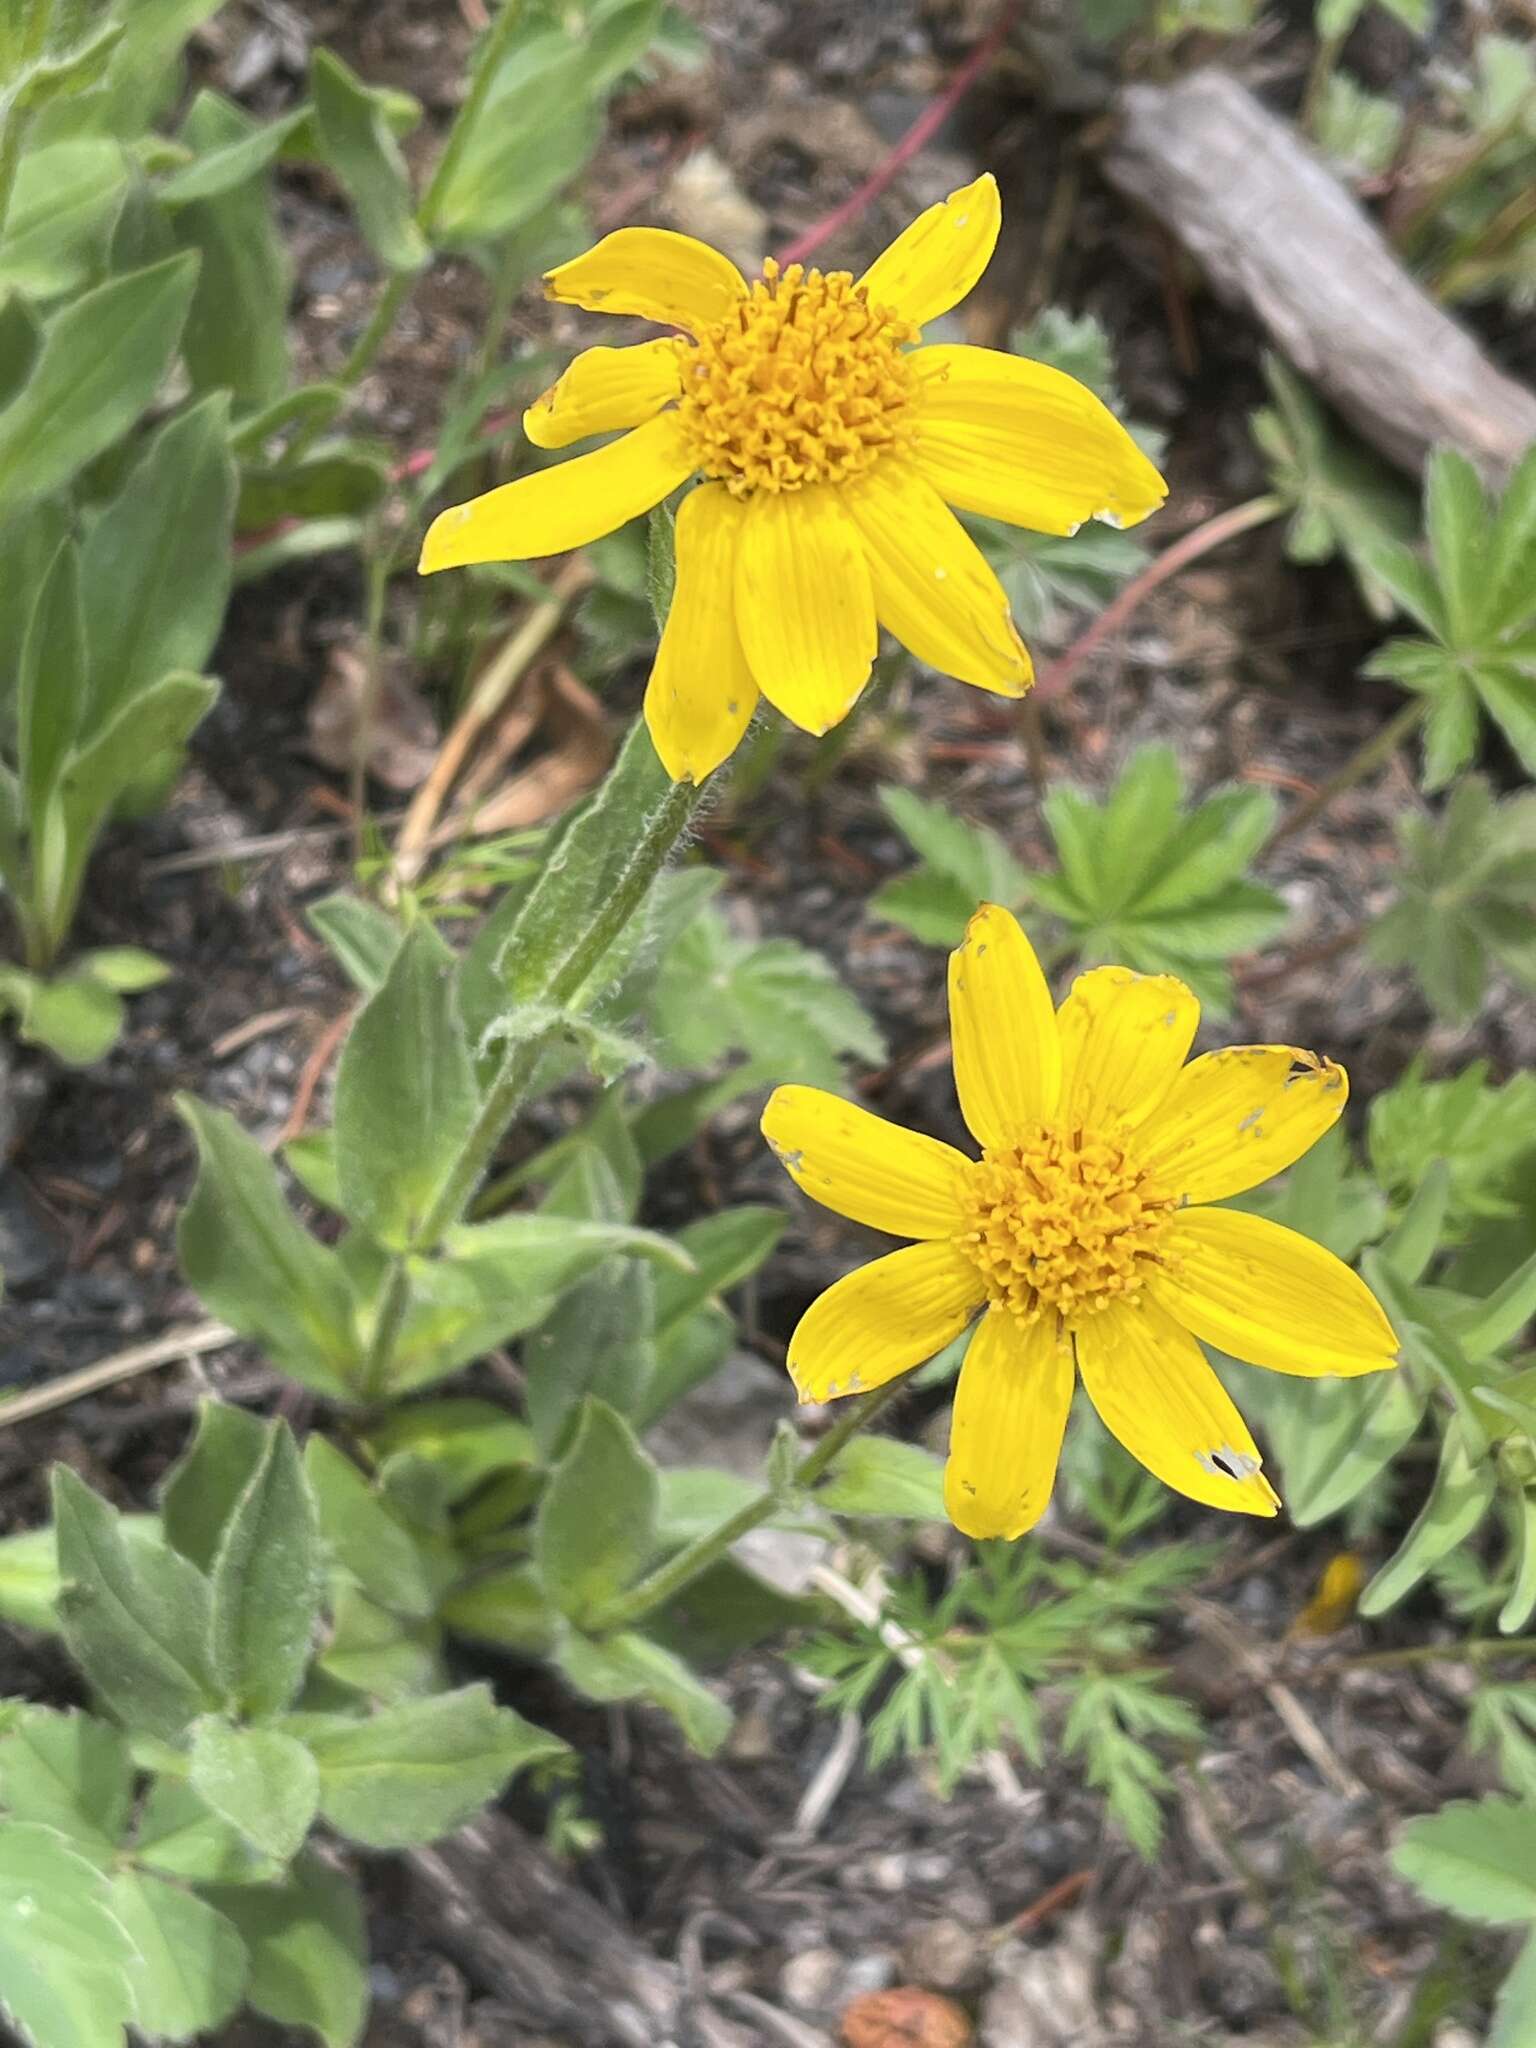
[1102, 69, 1536, 485]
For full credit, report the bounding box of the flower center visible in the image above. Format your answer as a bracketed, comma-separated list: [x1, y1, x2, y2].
[674, 261, 918, 496]
[958, 1125, 1176, 1326]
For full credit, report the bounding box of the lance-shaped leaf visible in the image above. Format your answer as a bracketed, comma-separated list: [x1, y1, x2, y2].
[310, 50, 427, 273]
[208, 1419, 320, 1717]
[534, 1397, 659, 1625]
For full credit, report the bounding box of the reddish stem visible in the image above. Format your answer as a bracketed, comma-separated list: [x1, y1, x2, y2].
[775, 3, 1022, 269]
[1032, 493, 1284, 703]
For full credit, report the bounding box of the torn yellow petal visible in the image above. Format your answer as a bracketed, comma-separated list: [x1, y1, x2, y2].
[523, 340, 682, 450]
[944, 1308, 1074, 1540]
[762, 1083, 971, 1240]
[947, 904, 1062, 1150]
[734, 483, 875, 734]
[1152, 1207, 1399, 1379]
[1076, 1294, 1280, 1517]
[543, 226, 746, 333]
[842, 459, 1031, 695]
[911, 345, 1168, 534]
[858, 172, 1001, 329]
[644, 483, 756, 783]
[786, 1242, 983, 1403]
[1138, 1046, 1349, 1203]
[419, 414, 694, 572]
[1056, 966, 1199, 1134]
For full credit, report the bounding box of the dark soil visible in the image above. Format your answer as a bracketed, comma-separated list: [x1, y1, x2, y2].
[3, 2, 1531, 2043]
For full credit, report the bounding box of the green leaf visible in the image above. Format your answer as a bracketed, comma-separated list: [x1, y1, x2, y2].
[0, 139, 126, 300]
[0, 253, 198, 520]
[303, 1435, 455, 1623]
[158, 105, 310, 206]
[169, 94, 290, 406]
[160, 1400, 270, 1573]
[176, 1096, 360, 1396]
[1492, 1930, 1536, 2048]
[1425, 446, 1491, 644]
[79, 392, 235, 725]
[0, 1527, 63, 1631]
[17, 538, 86, 831]
[1359, 1423, 1497, 1616]
[1314, 71, 1404, 179]
[534, 1397, 660, 1624]
[556, 1629, 732, 1755]
[236, 443, 391, 530]
[650, 903, 884, 1082]
[132, 1779, 282, 1887]
[77, 948, 170, 994]
[107, 1870, 246, 2041]
[295, 1685, 568, 1847]
[306, 892, 403, 993]
[524, 1256, 655, 1453]
[441, 1565, 558, 1654]
[362, 1399, 535, 1504]
[500, 718, 674, 1006]
[310, 50, 427, 272]
[52, 1467, 219, 1740]
[875, 784, 1028, 925]
[0, 1821, 138, 2048]
[0, 1710, 133, 1862]
[207, 1419, 320, 1717]
[203, 1854, 367, 2048]
[653, 1206, 786, 1340]
[0, 967, 123, 1065]
[333, 921, 481, 1251]
[1393, 1795, 1536, 1924]
[814, 1437, 946, 1520]
[188, 1719, 320, 1863]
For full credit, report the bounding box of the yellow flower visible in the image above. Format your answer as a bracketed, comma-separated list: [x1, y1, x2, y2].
[761, 904, 1399, 1539]
[418, 176, 1166, 783]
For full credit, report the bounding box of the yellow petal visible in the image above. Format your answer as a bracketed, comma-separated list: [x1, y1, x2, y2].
[644, 483, 757, 783]
[1075, 1295, 1280, 1517]
[762, 1084, 971, 1240]
[1056, 967, 1200, 1134]
[544, 226, 746, 333]
[1138, 1046, 1349, 1202]
[947, 904, 1061, 1150]
[858, 172, 1001, 329]
[734, 484, 876, 734]
[842, 459, 1031, 695]
[523, 340, 682, 450]
[944, 1308, 1074, 1539]
[911, 345, 1168, 534]
[786, 1242, 983, 1403]
[1151, 1207, 1398, 1378]
[419, 414, 695, 572]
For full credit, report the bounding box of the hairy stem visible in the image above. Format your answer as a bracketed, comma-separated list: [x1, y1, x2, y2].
[1033, 494, 1285, 704]
[589, 1377, 910, 1631]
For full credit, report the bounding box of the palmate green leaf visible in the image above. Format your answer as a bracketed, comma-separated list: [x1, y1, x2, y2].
[558, 1628, 733, 1755]
[0, 1821, 138, 2048]
[1368, 1062, 1536, 1234]
[292, 1684, 568, 1848]
[169, 94, 290, 407]
[107, 1870, 246, 2042]
[52, 1468, 221, 1742]
[0, 1710, 133, 1864]
[1393, 1795, 1536, 1924]
[0, 253, 198, 520]
[871, 785, 1029, 947]
[534, 1396, 659, 1625]
[650, 901, 883, 1084]
[176, 1097, 360, 1395]
[1250, 358, 1417, 616]
[188, 1719, 320, 1864]
[202, 1853, 367, 2048]
[79, 393, 235, 725]
[333, 921, 481, 1251]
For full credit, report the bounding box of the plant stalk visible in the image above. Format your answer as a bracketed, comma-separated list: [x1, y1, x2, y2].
[589, 1377, 910, 1631]
[1033, 493, 1285, 703]
[1264, 696, 1427, 851]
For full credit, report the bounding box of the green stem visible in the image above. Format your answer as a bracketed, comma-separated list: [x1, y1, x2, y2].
[350, 545, 391, 857]
[590, 1378, 909, 1631]
[357, 1255, 412, 1399]
[1327, 1633, 1536, 1675]
[1299, 30, 1342, 139]
[1264, 696, 1426, 851]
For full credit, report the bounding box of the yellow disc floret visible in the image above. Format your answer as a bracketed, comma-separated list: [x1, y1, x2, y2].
[675, 261, 918, 496]
[959, 1125, 1176, 1325]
